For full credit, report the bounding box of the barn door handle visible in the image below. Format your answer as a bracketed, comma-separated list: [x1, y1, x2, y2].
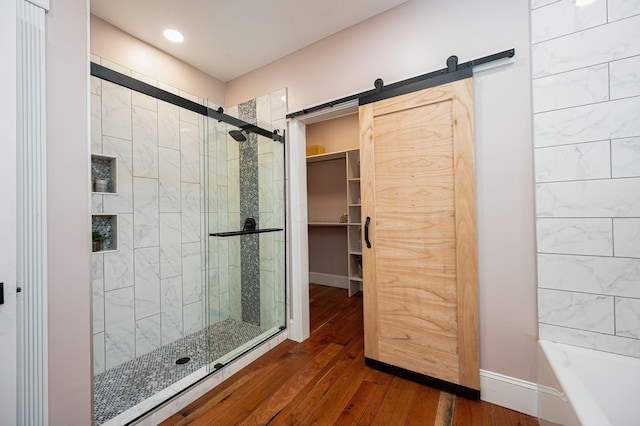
[364, 217, 372, 249]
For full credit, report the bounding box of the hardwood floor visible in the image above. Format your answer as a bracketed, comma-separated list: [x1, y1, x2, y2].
[160, 284, 538, 425]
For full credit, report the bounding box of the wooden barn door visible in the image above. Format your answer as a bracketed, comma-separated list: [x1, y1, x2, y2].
[359, 77, 479, 397]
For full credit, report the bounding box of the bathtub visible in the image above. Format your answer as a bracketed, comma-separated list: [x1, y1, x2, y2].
[537, 340, 640, 426]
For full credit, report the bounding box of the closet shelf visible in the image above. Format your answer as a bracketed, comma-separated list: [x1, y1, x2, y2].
[306, 150, 349, 163]
[307, 147, 362, 297]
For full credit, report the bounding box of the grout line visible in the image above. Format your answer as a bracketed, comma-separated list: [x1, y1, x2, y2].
[537, 251, 639, 258]
[535, 175, 640, 184]
[611, 217, 616, 256]
[536, 176, 612, 185]
[536, 216, 637, 219]
[539, 321, 615, 336]
[531, 0, 563, 12]
[538, 286, 621, 298]
[535, 140, 610, 151]
[536, 216, 617, 220]
[531, 12, 640, 47]
[534, 138, 618, 150]
[609, 138, 614, 178]
[613, 295, 617, 334]
[607, 61, 612, 101]
[533, 54, 640, 82]
[533, 94, 632, 116]
[537, 251, 640, 260]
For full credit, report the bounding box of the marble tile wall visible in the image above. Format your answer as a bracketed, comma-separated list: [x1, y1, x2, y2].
[531, 1, 640, 358]
[257, 89, 287, 330]
[223, 90, 288, 330]
[91, 56, 207, 374]
[91, 55, 289, 374]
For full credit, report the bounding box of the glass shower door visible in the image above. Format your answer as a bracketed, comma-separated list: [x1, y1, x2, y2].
[204, 114, 286, 371]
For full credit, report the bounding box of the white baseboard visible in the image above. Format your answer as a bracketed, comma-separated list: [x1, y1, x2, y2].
[309, 272, 348, 289]
[480, 369, 539, 417]
[537, 384, 575, 426]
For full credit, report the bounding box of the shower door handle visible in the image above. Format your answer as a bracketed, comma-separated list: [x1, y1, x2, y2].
[364, 217, 372, 249]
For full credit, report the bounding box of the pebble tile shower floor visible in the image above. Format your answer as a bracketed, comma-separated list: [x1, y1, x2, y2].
[94, 319, 265, 425]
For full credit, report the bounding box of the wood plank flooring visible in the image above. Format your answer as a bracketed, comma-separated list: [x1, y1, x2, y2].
[160, 284, 538, 425]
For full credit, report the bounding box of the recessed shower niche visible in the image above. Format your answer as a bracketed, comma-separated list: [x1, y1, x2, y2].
[91, 213, 117, 252]
[91, 153, 117, 194]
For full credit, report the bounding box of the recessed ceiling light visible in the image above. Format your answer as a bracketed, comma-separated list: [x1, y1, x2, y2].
[163, 29, 184, 43]
[575, 0, 596, 6]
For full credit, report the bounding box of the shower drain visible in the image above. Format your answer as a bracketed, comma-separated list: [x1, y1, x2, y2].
[175, 357, 191, 365]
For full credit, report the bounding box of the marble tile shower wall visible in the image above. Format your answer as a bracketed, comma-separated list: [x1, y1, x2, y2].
[531, 0, 640, 358]
[91, 56, 288, 374]
[91, 56, 210, 374]
[257, 91, 287, 330]
[224, 91, 287, 330]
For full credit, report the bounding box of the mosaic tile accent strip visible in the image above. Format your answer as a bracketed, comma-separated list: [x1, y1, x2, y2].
[238, 100, 258, 126]
[240, 233, 260, 325]
[238, 99, 261, 326]
[92, 215, 115, 251]
[91, 157, 114, 193]
[93, 319, 265, 425]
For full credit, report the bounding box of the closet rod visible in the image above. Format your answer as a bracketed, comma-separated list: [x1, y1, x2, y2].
[90, 62, 285, 143]
[286, 48, 515, 118]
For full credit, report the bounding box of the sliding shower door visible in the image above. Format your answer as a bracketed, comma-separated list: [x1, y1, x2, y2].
[90, 55, 287, 423]
[204, 111, 286, 370]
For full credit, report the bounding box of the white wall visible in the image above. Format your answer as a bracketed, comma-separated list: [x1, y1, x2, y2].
[532, 0, 640, 358]
[46, 0, 92, 424]
[91, 15, 226, 106]
[40, 0, 537, 422]
[227, 0, 538, 382]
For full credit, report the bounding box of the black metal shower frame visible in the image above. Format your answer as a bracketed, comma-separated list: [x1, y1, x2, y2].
[90, 61, 289, 425]
[90, 62, 285, 143]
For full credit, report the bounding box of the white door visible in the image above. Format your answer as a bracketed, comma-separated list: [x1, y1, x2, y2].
[0, 0, 18, 423]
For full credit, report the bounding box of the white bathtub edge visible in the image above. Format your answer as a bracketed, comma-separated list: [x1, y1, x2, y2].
[537, 340, 580, 426]
[538, 340, 613, 426]
[479, 369, 538, 417]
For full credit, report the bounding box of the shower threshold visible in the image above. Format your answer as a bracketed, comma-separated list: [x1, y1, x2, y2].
[94, 319, 284, 425]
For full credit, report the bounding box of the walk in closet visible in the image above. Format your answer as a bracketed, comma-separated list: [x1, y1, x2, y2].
[306, 114, 363, 296]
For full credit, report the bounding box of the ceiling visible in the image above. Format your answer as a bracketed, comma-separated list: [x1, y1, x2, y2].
[90, 0, 407, 82]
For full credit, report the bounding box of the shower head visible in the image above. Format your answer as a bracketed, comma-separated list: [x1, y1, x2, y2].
[229, 130, 247, 142]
